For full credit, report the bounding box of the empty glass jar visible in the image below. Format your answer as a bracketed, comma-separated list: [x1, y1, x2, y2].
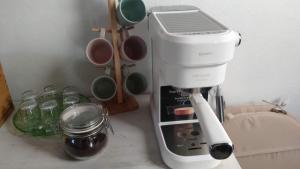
[42, 85, 59, 102]
[63, 86, 79, 97]
[60, 103, 113, 160]
[63, 95, 80, 110]
[16, 99, 40, 133]
[39, 100, 60, 134]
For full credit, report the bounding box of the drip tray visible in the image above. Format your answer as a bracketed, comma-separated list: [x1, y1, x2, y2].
[161, 122, 209, 156]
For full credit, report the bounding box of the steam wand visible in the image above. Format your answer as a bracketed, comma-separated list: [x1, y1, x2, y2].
[189, 88, 233, 160]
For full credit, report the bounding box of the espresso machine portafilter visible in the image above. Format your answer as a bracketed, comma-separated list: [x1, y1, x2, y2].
[180, 88, 233, 159]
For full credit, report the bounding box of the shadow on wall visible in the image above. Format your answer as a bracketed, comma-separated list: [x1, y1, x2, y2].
[74, 0, 110, 48]
[68, 0, 110, 95]
[39, 0, 110, 96]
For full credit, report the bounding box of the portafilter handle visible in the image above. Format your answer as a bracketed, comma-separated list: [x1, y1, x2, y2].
[190, 91, 233, 160]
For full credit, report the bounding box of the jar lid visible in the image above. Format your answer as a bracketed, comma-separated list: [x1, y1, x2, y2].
[60, 103, 105, 135]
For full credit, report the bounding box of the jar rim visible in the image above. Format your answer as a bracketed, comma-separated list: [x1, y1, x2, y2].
[39, 100, 58, 110]
[20, 99, 38, 110]
[60, 103, 106, 135]
[63, 95, 80, 104]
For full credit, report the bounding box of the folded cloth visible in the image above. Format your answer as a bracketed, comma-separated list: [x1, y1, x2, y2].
[224, 106, 300, 169]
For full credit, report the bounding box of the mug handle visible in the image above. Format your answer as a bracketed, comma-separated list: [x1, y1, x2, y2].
[121, 64, 130, 77]
[100, 28, 106, 39]
[104, 65, 112, 76]
[120, 28, 130, 42]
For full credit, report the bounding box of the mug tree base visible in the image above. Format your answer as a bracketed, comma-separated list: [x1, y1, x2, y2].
[103, 95, 139, 115]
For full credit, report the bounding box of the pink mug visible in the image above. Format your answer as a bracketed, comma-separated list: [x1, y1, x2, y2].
[86, 28, 113, 66]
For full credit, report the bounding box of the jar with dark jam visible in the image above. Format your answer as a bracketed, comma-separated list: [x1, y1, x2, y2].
[60, 103, 113, 160]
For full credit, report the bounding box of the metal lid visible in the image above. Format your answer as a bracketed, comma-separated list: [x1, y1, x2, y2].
[60, 103, 105, 135]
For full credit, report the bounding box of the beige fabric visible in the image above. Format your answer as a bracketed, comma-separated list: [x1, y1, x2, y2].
[223, 107, 300, 169]
[224, 104, 273, 121]
[225, 104, 274, 115]
[237, 149, 300, 169]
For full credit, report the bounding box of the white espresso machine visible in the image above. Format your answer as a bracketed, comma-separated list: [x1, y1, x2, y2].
[149, 6, 241, 169]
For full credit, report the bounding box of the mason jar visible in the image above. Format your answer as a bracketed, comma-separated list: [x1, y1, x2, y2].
[17, 99, 40, 132]
[60, 103, 112, 160]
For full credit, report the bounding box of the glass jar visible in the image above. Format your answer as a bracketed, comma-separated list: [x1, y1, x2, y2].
[39, 100, 60, 134]
[42, 85, 59, 101]
[17, 99, 40, 132]
[62, 86, 79, 97]
[60, 103, 112, 160]
[21, 90, 38, 102]
[63, 95, 80, 110]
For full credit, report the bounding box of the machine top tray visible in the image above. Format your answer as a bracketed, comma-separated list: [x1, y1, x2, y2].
[156, 11, 227, 35]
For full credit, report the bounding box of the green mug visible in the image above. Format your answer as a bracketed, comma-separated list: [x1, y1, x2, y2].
[124, 72, 148, 95]
[117, 0, 146, 26]
[91, 66, 117, 101]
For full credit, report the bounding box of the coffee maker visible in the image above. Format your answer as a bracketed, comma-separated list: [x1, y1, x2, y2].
[148, 6, 241, 169]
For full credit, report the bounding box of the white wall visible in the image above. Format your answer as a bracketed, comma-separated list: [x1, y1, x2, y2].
[1, 0, 300, 118]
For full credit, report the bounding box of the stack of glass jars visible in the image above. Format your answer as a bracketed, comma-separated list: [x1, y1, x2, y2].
[14, 85, 89, 136]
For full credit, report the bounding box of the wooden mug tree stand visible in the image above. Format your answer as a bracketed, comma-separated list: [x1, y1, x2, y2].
[91, 0, 139, 115]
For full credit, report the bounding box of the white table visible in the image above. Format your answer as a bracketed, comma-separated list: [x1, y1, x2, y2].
[0, 95, 241, 169]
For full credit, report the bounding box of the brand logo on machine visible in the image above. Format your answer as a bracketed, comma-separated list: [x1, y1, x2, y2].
[192, 73, 210, 81]
[192, 73, 210, 78]
[198, 52, 211, 57]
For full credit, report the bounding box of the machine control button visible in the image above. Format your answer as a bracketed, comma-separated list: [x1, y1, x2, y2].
[191, 131, 200, 136]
